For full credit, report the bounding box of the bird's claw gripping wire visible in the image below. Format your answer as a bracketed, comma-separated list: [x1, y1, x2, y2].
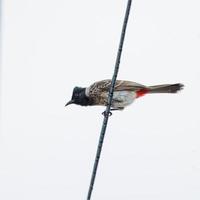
[102, 110, 112, 117]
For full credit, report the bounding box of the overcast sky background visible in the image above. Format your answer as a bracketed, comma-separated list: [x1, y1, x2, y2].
[1, 0, 200, 199]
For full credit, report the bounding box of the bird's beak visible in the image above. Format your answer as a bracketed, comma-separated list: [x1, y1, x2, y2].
[65, 100, 74, 106]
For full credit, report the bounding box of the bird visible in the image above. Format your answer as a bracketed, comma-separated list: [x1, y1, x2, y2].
[65, 79, 184, 111]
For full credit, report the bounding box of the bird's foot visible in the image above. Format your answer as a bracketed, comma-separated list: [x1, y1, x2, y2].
[102, 110, 112, 117]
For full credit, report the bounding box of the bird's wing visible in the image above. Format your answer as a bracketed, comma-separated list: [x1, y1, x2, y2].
[114, 80, 146, 91]
[89, 79, 146, 93]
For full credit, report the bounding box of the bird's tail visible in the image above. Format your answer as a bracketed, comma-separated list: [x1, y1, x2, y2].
[148, 83, 184, 94]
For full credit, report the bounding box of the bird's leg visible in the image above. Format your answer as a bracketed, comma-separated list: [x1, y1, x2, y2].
[110, 107, 124, 111]
[102, 102, 113, 117]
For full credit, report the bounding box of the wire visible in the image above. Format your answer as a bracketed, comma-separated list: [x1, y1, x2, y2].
[86, 1, 133, 199]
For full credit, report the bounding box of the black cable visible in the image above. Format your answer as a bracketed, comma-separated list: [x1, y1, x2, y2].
[87, 1, 132, 199]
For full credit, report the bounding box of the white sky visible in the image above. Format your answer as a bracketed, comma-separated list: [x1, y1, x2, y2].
[1, 0, 200, 199]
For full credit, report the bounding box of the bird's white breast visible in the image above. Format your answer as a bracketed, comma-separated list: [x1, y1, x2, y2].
[112, 91, 136, 108]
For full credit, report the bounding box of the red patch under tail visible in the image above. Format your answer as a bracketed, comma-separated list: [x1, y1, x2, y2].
[136, 88, 149, 98]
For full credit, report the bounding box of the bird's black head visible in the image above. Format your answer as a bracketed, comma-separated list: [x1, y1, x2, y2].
[65, 87, 91, 106]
